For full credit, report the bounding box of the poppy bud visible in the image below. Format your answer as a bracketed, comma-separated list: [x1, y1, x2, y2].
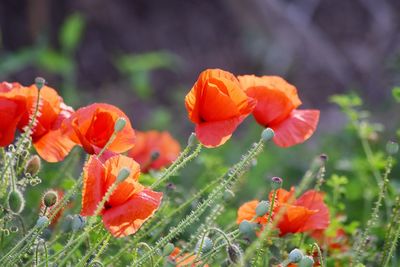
[288, 248, 303, 263]
[271, 177, 283, 190]
[43, 190, 58, 207]
[227, 243, 243, 264]
[386, 140, 399, 155]
[8, 190, 25, 214]
[25, 155, 41, 176]
[195, 236, 213, 254]
[187, 132, 197, 146]
[72, 215, 86, 232]
[151, 151, 160, 161]
[223, 189, 235, 202]
[36, 216, 49, 227]
[261, 128, 275, 142]
[35, 77, 46, 90]
[319, 153, 328, 162]
[61, 215, 74, 232]
[239, 220, 256, 236]
[162, 243, 175, 256]
[255, 200, 270, 217]
[117, 167, 131, 182]
[298, 255, 314, 267]
[114, 118, 127, 133]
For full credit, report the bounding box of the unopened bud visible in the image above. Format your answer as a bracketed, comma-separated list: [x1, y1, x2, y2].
[117, 167, 131, 182]
[36, 216, 49, 227]
[319, 153, 328, 162]
[151, 151, 160, 161]
[43, 190, 58, 207]
[25, 155, 41, 176]
[261, 128, 275, 142]
[255, 200, 270, 217]
[35, 77, 46, 90]
[187, 132, 197, 146]
[114, 118, 126, 133]
[72, 215, 86, 232]
[195, 236, 213, 254]
[386, 140, 399, 155]
[239, 220, 256, 236]
[298, 255, 314, 267]
[288, 248, 303, 263]
[8, 190, 25, 214]
[271, 177, 283, 190]
[162, 242, 175, 256]
[227, 243, 243, 264]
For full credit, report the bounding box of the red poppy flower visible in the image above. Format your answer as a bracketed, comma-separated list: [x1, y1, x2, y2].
[127, 131, 181, 173]
[62, 103, 135, 157]
[81, 154, 162, 237]
[237, 188, 329, 236]
[169, 247, 209, 267]
[238, 75, 320, 147]
[185, 69, 256, 147]
[0, 82, 75, 161]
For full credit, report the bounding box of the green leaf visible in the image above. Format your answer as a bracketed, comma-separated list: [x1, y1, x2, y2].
[329, 93, 362, 108]
[59, 13, 85, 53]
[36, 49, 73, 74]
[392, 86, 400, 102]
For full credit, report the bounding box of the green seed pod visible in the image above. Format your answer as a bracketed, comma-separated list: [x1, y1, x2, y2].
[43, 190, 58, 207]
[117, 167, 131, 182]
[239, 220, 255, 236]
[261, 128, 275, 142]
[227, 243, 243, 264]
[162, 242, 175, 256]
[36, 216, 49, 227]
[271, 176, 283, 190]
[298, 255, 314, 267]
[255, 200, 270, 217]
[35, 77, 46, 90]
[195, 236, 213, 254]
[386, 140, 399, 155]
[288, 248, 303, 263]
[72, 215, 86, 232]
[114, 118, 126, 133]
[187, 132, 197, 146]
[25, 155, 41, 176]
[223, 189, 235, 202]
[8, 190, 25, 214]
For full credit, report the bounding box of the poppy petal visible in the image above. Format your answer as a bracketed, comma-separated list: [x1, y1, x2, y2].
[0, 98, 25, 146]
[295, 190, 330, 231]
[272, 109, 320, 147]
[81, 156, 106, 216]
[102, 189, 163, 237]
[195, 116, 245, 147]
[33, 129, 76, 162]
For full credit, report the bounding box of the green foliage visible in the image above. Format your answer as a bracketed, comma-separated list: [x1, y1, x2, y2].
[59, 13, 86, 54]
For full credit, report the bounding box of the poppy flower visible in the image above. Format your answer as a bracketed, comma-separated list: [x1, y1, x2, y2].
[237, 188, 329, 236]
[185, 69, 256, 147]
[0, 82, 75, 161]
[81, 154, 162, 237]
[127, 131, 181, 173]
[169, 247, 209, 267]
[238, 75, 320, 147]
[62, 103, 136, 157]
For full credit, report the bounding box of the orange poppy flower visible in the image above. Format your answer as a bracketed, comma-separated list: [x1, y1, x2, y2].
[169, 247, 209, 267]
[0, 82, 75, 161]
[185, 69, 256, 147]
[127, 131, 181, 173]
[238, 75, 320, 147]
[237, 188, 329, 236]
[62, 103, 135, 157]
[81, 154, 162, 237]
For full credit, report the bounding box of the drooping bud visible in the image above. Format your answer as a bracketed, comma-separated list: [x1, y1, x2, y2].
[261, 128, 275, 142]
[43, 190, 58, 207]
[288, 248, 303, 263]
[35, 77, 46, 90]
[117, 167, 131, 182]
[36, 216, 49, 227]
[255, 200, 270, 217]
[195, 236, 213, 254]
[187, 132, 197, 146]
[223, 189, 235, 202]
[298, 255, 314, 267]
[162, 242, 175, 256]
[386, 140, 399, 155]
[114, 118, 126, 133]
[151, 151, 160, 161]
[72, 215, 86, 232]
[25, 155, 41, 176]
[8, 190, 25, 214]
[227, 243, 243, 264]
[271, 177, 283, 190]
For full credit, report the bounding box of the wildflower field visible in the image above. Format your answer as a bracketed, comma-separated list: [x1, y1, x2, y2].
[1, 2, 400, 267]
